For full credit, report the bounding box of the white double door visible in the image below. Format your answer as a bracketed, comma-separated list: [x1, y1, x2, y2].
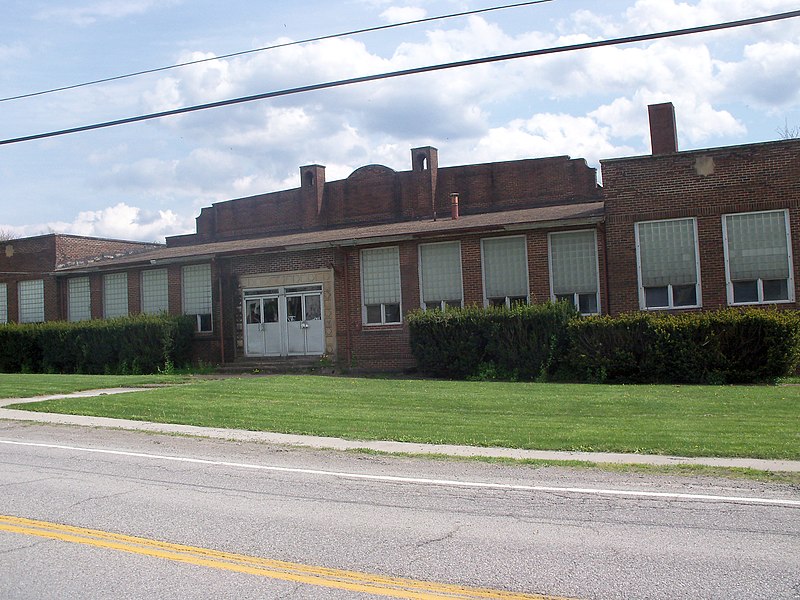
[244, 286, 324, 357]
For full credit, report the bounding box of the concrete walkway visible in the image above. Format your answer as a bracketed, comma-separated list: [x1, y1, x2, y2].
[1, 388, 798, 472]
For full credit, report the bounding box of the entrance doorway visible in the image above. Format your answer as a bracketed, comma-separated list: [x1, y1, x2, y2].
[244, 285, 325, 357]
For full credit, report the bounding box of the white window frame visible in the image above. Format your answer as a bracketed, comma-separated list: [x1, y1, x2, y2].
[182, 263, 213, 332]
[18, 279, 44, 323]
[0, 283, 7, 324]
[722, 209, 794, 306]
[480, 235, 530, 308]
[361, 246, 402, 325]
[548, 229, 601, 315]
[418, 241, 463, 311]
[68, 277, 91, 322]
[635, 217, 702, 310]
[103, 272, 129, 319]
[141, 268, 169, 315]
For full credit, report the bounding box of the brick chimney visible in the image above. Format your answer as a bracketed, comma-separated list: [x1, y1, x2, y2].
[300, 164, 326, 227]
[648, 102, 678, 155]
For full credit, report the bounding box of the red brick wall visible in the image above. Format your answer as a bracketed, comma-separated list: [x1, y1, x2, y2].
[170, 153, 600, 246]
[602, 139, 800, 314]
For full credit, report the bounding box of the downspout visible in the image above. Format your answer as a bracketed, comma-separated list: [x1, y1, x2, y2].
[601, 223, 611, 315]
[215, 258, 226, 365]
[342, 249, 352, 366]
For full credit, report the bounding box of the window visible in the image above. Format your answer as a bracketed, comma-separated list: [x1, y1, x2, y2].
[361, 247, 401, 324]
[141, 269, 169, 314]
[68, 277, 91, 322]
[481, 236, 529, 307]
[18, 279, 44, 323]
[419, 241, 463, 310]
[549, 230, 600, 314]
[103, 273, 128, 318]
[723, 210, 793, 305]
[182, 263, 213, 332]
[0, 283, 7, 324]
[635, 218, 700, 309]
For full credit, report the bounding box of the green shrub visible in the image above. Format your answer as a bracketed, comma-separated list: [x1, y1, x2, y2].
[0, 314, 195, 374]
[408, 301, 577, 380]
[565, 308, 800, 384]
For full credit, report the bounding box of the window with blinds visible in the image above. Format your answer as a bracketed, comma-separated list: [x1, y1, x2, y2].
[103, 273, 128, 318]
[481, 236, 529, 307]
[419, 242, 462, 311]
[182, 263, 213, 332]
[0, 283, 7, 324]
[361, 246, 401, 324]
[141, 268, 169, 315]
[635, 218, 700, 309]
[724, 210, 793, 304]
[18, 279, 44, 323]
[68, 277, 91, 322]
[549, 230, 599, 314]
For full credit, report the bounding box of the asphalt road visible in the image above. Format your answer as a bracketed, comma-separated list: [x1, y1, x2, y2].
[0, 422, 798, 599]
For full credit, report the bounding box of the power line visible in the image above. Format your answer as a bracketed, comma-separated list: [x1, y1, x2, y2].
[2, 9, 799, 147]
[0, 0, 555, 104]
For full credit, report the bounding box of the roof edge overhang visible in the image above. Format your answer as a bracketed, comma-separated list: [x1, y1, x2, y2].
[53, 209, 604, 275]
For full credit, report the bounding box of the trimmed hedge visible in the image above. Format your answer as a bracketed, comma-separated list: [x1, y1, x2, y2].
[408, 304, 800, 384]
[0, 314, 195, 374]
[566, 308, 800, 384]
[408, 302, 578, 380]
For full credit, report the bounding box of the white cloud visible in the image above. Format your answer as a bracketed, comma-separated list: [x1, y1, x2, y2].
[1, 203, 191, 242]
[716, 41, 800, 108]
[380, 6, 427, 24]
[469, 113, 635, 168]
[10, 0, 799, 243]
[0, 44, 28, 62]
[36, 0, 182, 26]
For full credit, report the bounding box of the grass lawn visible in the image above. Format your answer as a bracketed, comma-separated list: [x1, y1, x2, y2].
[4, 375, 799, 460]
[0, 373, 189, 398]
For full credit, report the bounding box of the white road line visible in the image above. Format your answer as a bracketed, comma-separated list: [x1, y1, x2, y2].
[2, 439, 798, 507]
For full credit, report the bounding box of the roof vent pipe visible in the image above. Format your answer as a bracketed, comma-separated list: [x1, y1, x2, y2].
[450, 193, 460, 220]
[648, 102, 678, 155]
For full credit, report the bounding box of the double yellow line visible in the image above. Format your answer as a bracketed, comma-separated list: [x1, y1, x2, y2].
[0, 515, 571, 599]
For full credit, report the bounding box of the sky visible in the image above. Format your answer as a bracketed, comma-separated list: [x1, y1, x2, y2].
[1, 0, 799, 243]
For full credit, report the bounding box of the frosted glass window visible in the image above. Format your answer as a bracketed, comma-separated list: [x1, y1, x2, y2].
[361, 247, 401, 324]
[724, 210, 793, 304]
[481, 236, 528, 307]
[18, 279, 44, 323]
[636, 218, 700, 309]
[0, 283, 7, 323]
[182, 263, 212, 331]
[141, 269, 169, 315]
[103, 273, 128, 318]
[68, 277, 91, 322]
[419, 242, 462, 310]
[549, 230, 599, 314]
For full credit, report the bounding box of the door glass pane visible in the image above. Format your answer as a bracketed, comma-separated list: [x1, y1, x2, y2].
[264, 298, 279, 322]
[305, 295, 321, 320]
[286, 296, 302, 322]
[246, 300, 261, 324]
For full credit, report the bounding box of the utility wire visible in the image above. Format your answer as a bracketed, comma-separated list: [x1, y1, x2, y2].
[0, 0, 555, 104]
[2, 9, 799, 147]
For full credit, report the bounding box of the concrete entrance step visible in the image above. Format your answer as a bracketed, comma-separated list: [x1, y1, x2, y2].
[216, 356, 335, 375]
